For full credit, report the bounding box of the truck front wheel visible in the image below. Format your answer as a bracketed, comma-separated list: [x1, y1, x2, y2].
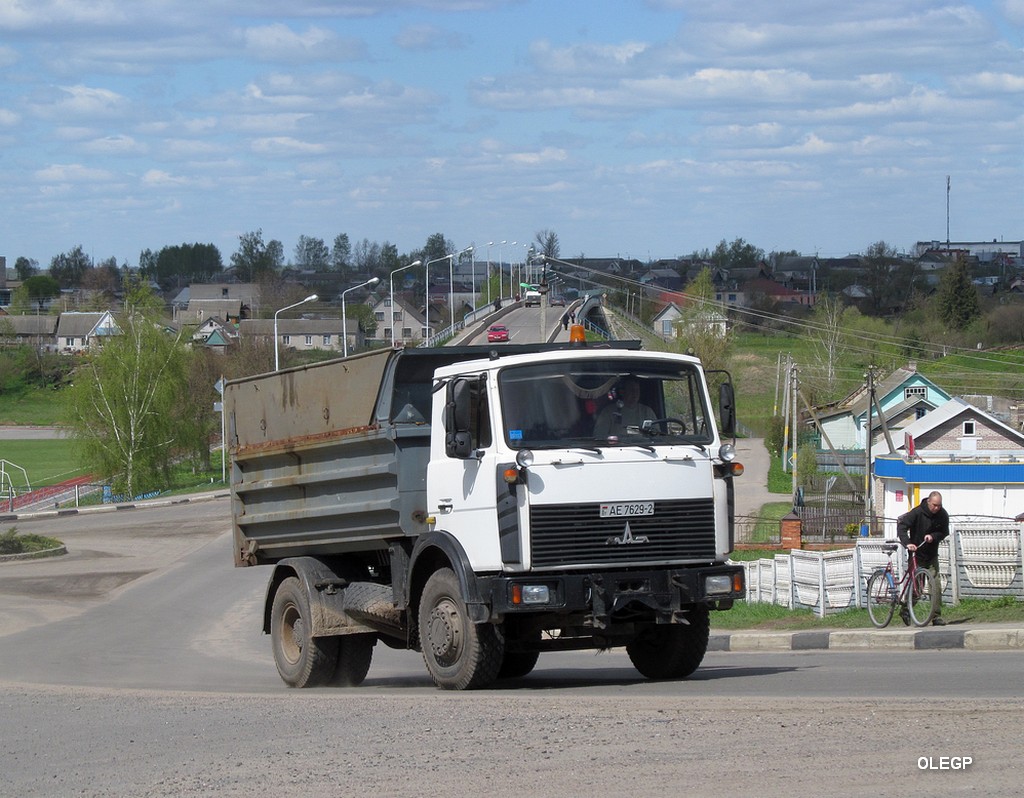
[418, 568, 504, 690]
[270, 576, 339, 688]
[626, 607, 710, 680]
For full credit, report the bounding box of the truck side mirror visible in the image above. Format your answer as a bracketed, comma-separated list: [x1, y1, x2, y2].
[444, 379, 474, 459]
[718, 382, 736, 437]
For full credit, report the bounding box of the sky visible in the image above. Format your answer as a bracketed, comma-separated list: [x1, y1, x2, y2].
[1, 0, 1022, 270]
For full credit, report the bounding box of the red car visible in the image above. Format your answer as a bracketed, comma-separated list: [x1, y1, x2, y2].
[487, 324, 510, 342]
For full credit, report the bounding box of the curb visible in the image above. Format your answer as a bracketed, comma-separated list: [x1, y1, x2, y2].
[0, 490, 231, 523]
[710, 626, 1024, 652]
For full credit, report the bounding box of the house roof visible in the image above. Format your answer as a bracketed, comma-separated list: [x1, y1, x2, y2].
[185, 299, 243, 319]
[55, 311, 118, 338]
[851, 367, 950, 420]
[897, 397, 1024, 448]
[239, 318, 347, 335]
[4, 315, 58, 335]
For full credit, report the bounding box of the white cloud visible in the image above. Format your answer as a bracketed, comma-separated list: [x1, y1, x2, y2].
[0, 108, 20, 127]
[32, 85, 129, 120]
[394, 24, 468, 51]
[82, 134, 147, 155]
[240, 23, 364, 61]
[250, 136, 328, 155]
[35, 163, 114, 182]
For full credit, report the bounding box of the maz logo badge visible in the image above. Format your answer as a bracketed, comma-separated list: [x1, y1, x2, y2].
[605, 521, 650, 545]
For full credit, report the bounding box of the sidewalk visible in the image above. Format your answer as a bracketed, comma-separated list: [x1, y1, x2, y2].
[710, 622, 1024, 652]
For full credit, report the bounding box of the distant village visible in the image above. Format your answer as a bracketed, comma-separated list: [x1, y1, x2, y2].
[1, 237, 1021, 357]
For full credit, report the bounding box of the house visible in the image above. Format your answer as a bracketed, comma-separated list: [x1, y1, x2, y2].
[180, 283, 260, 323]
[367, 295, 428, 347]
[875, 397, 1024, 533]
[54, 311, 120, 352]
[651, 302, 728, 341]
[816, 364, 951, 451]
[238, 317, 348, 356]
[1, 315, 59, 348]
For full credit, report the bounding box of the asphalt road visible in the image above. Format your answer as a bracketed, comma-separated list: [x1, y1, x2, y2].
[2, 494, 1023, 796]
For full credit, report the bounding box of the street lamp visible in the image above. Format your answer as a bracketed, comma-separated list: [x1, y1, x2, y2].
[424, 254, 450, 345]
[497, 240, 507, 301]
[341, 277, 380, 358]
[274, 293, 318, 371]
[485, 242, 494, 303]
[449, 245, 473, 336]
[389, 259, 421, 348]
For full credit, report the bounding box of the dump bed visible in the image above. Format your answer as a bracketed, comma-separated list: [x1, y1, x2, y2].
[226, 342, 644, 567]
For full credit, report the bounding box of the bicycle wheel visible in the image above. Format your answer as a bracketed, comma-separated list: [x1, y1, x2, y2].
[907, 568, 936, 627]
[866, 570, 896, 628]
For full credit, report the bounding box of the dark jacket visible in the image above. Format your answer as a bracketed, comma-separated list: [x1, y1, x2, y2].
[896, 499, 950, 565]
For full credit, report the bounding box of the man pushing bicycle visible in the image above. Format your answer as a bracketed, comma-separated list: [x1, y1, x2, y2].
[896, 491, 950, 626]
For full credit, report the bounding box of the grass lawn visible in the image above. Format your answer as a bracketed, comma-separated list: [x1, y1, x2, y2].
[0, 439, 88, 487]
[0, 386, 65, 426]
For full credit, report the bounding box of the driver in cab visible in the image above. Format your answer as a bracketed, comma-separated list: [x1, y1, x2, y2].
[593, 378, 656, 438]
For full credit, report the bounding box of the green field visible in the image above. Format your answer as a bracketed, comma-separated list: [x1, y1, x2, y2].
[0, 439, 88, 488]
[0, 385, 64, 426]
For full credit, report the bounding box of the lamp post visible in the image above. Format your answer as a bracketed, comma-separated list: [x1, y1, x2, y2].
[485, 241, 493, 303]
[508, 241, 517, 299]
[424, 254, 450, 345]
[497, 240, 507, 301]
[389, 259, 421, 347]
[274, 293, 318, 371]
[449, 245, 473, 336]
[341, 277, 380, 358]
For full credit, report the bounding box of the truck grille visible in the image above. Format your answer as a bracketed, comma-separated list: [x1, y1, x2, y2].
[529, 498, 717, 569]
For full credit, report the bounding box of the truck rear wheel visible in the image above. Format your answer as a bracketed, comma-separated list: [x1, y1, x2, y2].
[271, 576, 339, 688]
[418, 568, 504, 690]
[332, 634, 376, 687]
[626, 607, 710, 680]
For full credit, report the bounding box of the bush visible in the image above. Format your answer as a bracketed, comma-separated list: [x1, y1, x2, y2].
[0, 527, 62, 555]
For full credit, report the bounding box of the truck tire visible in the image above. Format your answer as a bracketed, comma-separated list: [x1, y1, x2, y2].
[626, 607, 710, 680]
[418, 568, 504, 690]
[497, 650, 540, 680]
[270, 576, 339, 688]
[332, 634, 376, 687]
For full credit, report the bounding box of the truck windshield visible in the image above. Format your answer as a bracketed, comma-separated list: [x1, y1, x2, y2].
[498, 360, 713, 449]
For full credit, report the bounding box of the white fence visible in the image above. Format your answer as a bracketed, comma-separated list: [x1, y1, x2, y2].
[737, 521, 1024, 617]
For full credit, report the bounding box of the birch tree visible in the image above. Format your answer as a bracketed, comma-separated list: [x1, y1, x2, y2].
[64, 283, 193, 498]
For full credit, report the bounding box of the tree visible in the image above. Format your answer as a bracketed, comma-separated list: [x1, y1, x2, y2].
[534, 229, 560, 258]
[294, 235, 330, 271]
[937, 255, 980, 331]
[861, 241, 904, 315]
[63, 281, 194, 498]
[14, 256, 37, 280]
[49, 245, 93, 288]
[810, 292, 846, 385]
[20, 275, 61, 312]
[672, 267, 731, 373]
[331, 233, 352, 275]
[231, 229, 281, 281]
[711, 238, 763, 270]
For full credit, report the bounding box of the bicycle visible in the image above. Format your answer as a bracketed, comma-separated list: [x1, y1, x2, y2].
[865, 543, 937, 628]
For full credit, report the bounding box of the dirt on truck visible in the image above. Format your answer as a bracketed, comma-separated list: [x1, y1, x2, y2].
[225, 341, 744, 690]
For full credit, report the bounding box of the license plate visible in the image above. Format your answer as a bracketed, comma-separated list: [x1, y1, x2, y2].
[600, 502, 655, 518]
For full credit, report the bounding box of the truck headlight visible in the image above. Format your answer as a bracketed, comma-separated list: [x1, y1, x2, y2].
[705, 574, 734, 596]
[511, 584, 551, 605]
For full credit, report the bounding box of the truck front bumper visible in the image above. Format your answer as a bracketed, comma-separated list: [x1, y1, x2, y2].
[483, 564, 745, 625]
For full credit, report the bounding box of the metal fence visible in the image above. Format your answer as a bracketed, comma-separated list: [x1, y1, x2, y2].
[736, 521, 1024, 617]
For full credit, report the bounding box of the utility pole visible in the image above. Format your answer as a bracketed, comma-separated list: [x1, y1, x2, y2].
[790, 364, 799, 504]
[781, 355, 792, 473]
[864, 366, 876, 529]
[946, 175, 951, 251]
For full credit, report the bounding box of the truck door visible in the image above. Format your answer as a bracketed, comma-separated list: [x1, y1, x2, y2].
[428, 374, 503, 571]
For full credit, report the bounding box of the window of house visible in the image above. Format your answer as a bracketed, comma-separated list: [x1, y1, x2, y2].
[65, 338, 75, 347]
[905, 386, 926, 400]
[385, 327, 393, 339]
[305, 335, 313, 346]
[963, 420, 976, 436]
[422, 327, 429, 338]
[322, 335, 331, 345]
[915, 407, 927, 420]
[393, 311, 401, 322]
[402, 327, 412, 338]
[282, 335, 290, 345]
[375, 312, 385, 322]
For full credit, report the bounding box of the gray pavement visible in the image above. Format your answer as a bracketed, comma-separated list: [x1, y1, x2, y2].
[3, 451, 1023, 653]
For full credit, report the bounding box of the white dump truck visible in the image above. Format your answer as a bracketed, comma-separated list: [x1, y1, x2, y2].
[225, 341, 744, 690]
